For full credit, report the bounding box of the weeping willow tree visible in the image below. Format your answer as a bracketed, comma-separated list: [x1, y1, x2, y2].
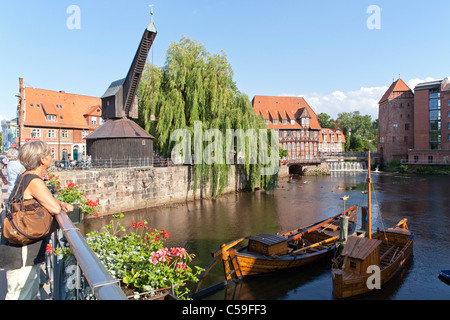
[138, 37, 278, 198]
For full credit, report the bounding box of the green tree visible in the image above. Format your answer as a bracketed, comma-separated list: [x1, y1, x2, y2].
[138, 37, 277, 198]
[335, 111, 377, 152]
[317, 113, 332, 128]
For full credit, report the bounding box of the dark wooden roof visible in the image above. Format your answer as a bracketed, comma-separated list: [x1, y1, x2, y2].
[341, 236, 382, 261]
[248, 233, 287, 246]
[101, 78, 125, 99]
[85, 118, 154, 140]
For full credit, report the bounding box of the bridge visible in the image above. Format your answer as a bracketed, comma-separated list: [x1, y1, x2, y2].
[284, 152, 381, 174]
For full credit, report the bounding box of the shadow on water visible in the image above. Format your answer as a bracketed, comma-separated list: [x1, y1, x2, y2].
[204, 257, 334, 300]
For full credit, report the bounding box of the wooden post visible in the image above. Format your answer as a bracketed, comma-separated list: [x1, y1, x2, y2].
[229, 250, 242, 279]
[221, 244, 232, 281]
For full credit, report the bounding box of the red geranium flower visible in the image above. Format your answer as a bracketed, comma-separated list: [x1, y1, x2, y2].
[46, 243, 54, 254]
[67, 182, 76, 189]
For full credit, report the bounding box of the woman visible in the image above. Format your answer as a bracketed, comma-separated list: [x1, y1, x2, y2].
[0, 141, 73, 300]
[5, 149, 24, 194]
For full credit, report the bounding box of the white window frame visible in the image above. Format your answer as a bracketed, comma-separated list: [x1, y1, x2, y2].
[46, 115, 57, 122]
[31, 129, 41, 138]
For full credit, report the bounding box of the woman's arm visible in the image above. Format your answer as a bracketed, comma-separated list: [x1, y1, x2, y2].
[24, 178, 74, 215]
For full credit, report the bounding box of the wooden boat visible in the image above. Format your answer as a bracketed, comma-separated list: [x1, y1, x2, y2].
[331, 151, 414, 299]
[438, 270, 450, 284]
[193, 205, 358, 295]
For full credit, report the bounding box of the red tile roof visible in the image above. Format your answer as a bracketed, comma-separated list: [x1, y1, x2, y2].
[378, 78, 412, 104]
[23, 88, 101, 129]
[252, 96, 321, 130]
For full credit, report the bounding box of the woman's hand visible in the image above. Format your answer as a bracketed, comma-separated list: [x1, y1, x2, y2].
[60, 202, 74, 213]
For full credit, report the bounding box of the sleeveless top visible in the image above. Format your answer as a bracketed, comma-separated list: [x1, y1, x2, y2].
[0, 173, 49, 269]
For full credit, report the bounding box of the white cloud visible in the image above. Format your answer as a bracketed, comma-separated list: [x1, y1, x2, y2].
[407, 77, 438, 92]
[283, 77, 446, 121]
[286, 86, 388, 120]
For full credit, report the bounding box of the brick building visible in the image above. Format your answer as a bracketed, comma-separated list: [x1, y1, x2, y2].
[377, 78, 415, 163]
[252, 96, 345, 162]
[377, 77, 450, 165]
[408, 78, 450, 164]
[319, 128, 345, 154]
[17, 78, 102, 161]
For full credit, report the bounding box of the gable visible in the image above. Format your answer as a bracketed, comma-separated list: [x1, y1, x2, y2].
[252, 96, 321, 130]
[24, 87, 101, 129]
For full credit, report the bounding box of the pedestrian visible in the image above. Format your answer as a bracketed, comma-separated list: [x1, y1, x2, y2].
[5, 149, 25, 195]
[0, 141, 73, 300]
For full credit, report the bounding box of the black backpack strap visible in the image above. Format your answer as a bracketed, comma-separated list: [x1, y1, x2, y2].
[8, 173, 42, 203]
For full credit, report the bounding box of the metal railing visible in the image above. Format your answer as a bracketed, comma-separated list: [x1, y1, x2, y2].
[50, 157, 177, 170]
[45, 211, 127, 300]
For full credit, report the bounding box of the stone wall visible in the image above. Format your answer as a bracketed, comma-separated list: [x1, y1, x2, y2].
[52, 165, 289, 217]
[302, 164, 330, 176]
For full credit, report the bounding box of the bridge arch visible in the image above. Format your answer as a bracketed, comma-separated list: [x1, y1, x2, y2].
[288, 164, 303, 175]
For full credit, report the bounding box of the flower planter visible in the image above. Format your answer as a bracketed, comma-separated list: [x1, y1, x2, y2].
[67, 207, 82, 225]
[122, 285, 179, 300]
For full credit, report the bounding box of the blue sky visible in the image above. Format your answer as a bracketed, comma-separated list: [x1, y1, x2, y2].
[1, 0, 449, 122]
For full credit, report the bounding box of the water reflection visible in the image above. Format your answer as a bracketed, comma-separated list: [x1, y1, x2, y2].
[81, 172, 450, 300]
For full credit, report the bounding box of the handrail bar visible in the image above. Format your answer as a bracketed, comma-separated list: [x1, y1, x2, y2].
[54, 211, 127, 300]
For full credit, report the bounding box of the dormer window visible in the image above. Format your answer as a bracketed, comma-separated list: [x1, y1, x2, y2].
[273, 119, 278, 125]
[290, 119, 295, 125]
[282, 119, 287, 125]
[301, 117, 310, 127]
[46, 115, 57, 121]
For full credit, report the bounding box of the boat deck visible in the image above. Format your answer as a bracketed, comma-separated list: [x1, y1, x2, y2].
[379, 242, 400, 269]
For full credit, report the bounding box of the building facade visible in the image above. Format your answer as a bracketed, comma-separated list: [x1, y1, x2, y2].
[17, 78, 102, 161]
[377, 78, 415, 163]
[377, 77, 450, 165]
[408, 78, 450, 164]
[318, 128, 345, 154]
[252, 96, 345, 162]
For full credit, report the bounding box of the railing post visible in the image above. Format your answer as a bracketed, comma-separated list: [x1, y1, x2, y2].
[49, 211, 128, 300]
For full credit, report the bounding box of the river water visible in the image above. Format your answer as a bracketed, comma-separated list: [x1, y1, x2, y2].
[82, 172, 450, 300]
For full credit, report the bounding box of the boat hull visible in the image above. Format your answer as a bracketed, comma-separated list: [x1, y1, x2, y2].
[332, 230, 413, 299]
[231, 210, 358, 278]
[438, 270, 450, 284]
[234, 247, 334, 277]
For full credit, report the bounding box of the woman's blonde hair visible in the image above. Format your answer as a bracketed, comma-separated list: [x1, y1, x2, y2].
[19, 141, 52, 170]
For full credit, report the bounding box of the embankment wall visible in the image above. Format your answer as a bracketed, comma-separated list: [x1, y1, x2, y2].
[52, 165, 289, 217]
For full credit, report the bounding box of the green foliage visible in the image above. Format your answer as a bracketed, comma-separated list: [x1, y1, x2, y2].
[317, 113, 336, 129]
[138, 37, 277, 198]
[47, 174, 99, 216]
[86, 213, 203, 299]
[279, 147, 288, 159]
[318, 111, 378, 152]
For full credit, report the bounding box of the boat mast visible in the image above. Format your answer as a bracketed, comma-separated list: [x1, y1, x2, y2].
[367, 151, 372, 239]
